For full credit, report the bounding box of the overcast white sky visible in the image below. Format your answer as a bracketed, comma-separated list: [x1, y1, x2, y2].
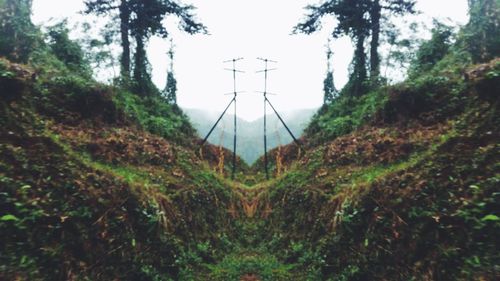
[32, 0, 469, 121]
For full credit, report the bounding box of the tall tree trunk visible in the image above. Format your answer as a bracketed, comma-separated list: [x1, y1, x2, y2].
[352, 32, 367, 97]
[133, 32, 148, 96]
[119, 0, 131, 82]
[370, 0, 381, 80]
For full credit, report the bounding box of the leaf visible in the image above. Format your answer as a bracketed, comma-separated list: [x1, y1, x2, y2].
[1, 214, 19, 221]
[131, 238, 136, 247]
[473, 256, 480, 265]
[481, 214, 500, 222]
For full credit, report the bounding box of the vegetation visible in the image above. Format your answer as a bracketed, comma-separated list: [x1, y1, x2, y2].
[0, 0, 39, 63]
[294, 0, 416, 95]
[163, 41, 178, 105]
[0, 0, 498, 280]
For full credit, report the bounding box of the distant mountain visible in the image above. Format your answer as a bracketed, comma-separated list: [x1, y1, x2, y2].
[184, 108, 317, 164]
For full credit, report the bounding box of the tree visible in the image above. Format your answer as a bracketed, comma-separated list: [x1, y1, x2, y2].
[462, 0, 500, 63]
[409, 21, 454, 75]
[46, 20, 89, 74]
[0, 0, 38, 62]
[323, 72, 336, 104]
[84, 0, 132, 82]
[129, 0, 206, 96]
[369, 0, 416, 80]
[383, 21, 422, 82]
[295, 0, 369, 96]
[79, 21, 119, 81]
[163, 40, 177, 104]
[84, 0, 207, 95]
[294, 0, 416, 94]
[323, 39, 337, 104]
[295, 0, 371, 97]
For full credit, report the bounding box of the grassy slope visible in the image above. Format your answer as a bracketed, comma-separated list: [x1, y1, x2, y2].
[0, 58, 244, 280]
[0, 53, 498, 281]
[250, 58, 499, 280]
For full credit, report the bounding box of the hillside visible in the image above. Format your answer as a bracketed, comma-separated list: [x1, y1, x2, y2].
[250, 58, 499, 280]
[2, 55, 498, 280]
[1, 0, 499, 280]
[0, 57, 247, 280]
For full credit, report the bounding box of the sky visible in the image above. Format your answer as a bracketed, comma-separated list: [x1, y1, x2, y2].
[32, 0, 469, 121]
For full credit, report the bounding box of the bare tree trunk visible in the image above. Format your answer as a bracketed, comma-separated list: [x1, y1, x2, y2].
[133, 31, 149, 96]
[370, 0, 381, 81]
[352, 32, 367, 97]
[119, 0, 131, 82]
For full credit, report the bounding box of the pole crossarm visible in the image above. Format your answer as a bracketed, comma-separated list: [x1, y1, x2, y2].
[257, 57, 277, 63]
[223, 57, 244, 63]
[255, 68, 277, 73]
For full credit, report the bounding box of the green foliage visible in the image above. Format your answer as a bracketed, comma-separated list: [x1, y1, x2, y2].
[0, 59, 15, 78]
[164, 71, 177, 104]
[2, 1, 499, 280]
[306, 89, 387, 144]
[113, 91, 195, 143]
[208, 252, 293, 281]
[384, 21, 422, 78]
[46, 20, 90, 75]
[409, 21, 455, 76]
[0, 0, 39, 62]
[0, 214, 19, 221]
[461, 0, 500, 63]
[323, 71, 337, 104]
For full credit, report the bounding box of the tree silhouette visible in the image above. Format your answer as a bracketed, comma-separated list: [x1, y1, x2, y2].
[84, 0, 207, 93]
[294, 0, 415, 95]
[323, 39, 337, 104]
[0, 0, 38, 63]
[163, 40, 177, 104]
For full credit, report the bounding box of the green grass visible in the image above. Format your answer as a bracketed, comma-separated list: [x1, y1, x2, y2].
[207, 251, 293, 281]
[113, 91, 195, 144]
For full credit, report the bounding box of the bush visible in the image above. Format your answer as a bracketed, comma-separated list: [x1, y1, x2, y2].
[305, 90, 387, 144]
[113, 91, 196, 144]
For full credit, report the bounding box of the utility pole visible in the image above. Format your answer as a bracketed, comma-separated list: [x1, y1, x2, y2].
[256, 57, 277, 180]
[256, 58, 302, 180]
[200, 58, 244, 180]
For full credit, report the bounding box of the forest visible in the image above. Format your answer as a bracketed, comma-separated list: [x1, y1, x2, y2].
[0, 0, 499, 280]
